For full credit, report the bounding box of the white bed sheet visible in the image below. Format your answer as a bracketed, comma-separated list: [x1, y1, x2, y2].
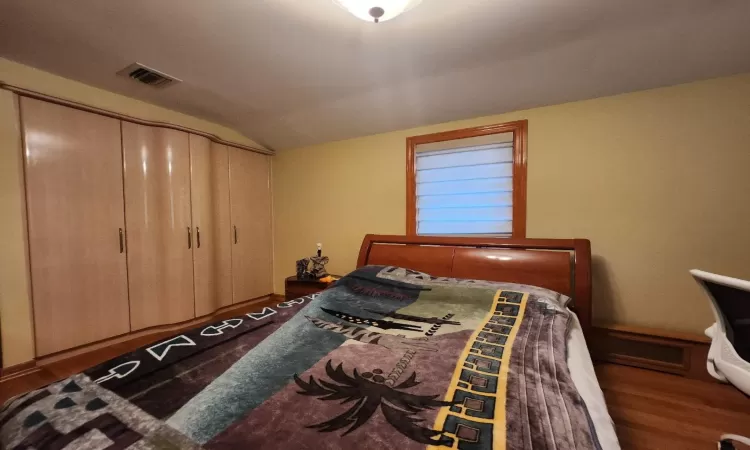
[567, 311, 621, 449]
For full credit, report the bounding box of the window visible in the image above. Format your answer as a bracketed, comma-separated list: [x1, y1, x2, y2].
[406, 120, 527, 237]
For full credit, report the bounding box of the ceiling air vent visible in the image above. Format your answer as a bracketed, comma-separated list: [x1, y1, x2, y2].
[117, 63, 181, 88]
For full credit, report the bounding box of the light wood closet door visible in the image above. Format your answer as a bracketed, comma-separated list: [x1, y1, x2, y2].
[122, 123, 195, 330]
[229, 147, 273, 303]
[190, 136, 233, 316]
[21, 98, 130, 356]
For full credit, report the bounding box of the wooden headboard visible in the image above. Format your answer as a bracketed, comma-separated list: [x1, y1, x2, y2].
[356, 234, 592, 333]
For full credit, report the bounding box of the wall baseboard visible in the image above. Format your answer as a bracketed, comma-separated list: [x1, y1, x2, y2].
[0, 360, 39, 381]
[591, 324, 713, 381]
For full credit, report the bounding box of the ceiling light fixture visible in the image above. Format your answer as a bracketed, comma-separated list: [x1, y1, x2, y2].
[333, 0, 423, 23]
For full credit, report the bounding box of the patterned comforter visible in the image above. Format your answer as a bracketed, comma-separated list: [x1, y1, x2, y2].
[0, 265, 602, 449]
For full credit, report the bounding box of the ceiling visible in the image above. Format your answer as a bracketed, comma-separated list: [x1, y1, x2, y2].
[1, 0, 749, 151]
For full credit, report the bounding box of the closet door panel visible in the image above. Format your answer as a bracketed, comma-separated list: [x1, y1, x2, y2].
[229, 147, 273, 303]
[190, 136, 233, 316]
[122, 123, 194, 330]
[21, 98, 130, 356]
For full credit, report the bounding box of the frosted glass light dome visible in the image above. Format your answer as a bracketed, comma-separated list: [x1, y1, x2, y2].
[333, 0, 423, 23]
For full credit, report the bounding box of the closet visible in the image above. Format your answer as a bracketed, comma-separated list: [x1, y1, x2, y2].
[19, 97, 273, 356]
[22, 98, 131, 356]
[190, 137, 233, 316]
[122, 123, 195, 331]
[230, 148, 273, 303]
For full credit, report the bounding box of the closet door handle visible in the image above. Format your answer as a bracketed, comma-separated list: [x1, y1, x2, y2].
[119, 228, 124, 253]
[188, 227, 192, 249]
[234, 226, 238, 244]
[196, 227, 201, 248]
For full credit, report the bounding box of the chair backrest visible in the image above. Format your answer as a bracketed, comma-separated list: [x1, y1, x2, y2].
[691, 270, 750, 364]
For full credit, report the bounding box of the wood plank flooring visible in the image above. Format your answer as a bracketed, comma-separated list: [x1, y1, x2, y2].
[2, 320, 749, 449]
[596, 363, 750, 449]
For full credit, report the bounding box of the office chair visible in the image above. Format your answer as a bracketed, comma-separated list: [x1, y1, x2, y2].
[691, 270, 750, 449]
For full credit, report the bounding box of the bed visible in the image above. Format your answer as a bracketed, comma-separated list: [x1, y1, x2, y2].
[0, 234, 619, 449]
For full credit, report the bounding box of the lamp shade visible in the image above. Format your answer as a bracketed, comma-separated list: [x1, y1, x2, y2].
[333, 0, 423, 23]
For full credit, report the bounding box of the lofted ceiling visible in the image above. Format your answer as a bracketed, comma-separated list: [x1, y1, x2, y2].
[1, 0, 749, 151]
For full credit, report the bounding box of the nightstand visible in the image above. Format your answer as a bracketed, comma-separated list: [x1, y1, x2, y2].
[284, 276, 337, 300]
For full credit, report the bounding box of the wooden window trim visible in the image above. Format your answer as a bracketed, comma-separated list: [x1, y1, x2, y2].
[406, 120, 528, 237]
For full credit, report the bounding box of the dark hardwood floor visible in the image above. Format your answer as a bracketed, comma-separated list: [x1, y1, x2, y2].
[2, 318, 749, 448]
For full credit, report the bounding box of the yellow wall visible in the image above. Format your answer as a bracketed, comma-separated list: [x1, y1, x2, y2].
[274, 73, 750, 334]
[0, 89, 34, 367]
[0, 58, 262, 367]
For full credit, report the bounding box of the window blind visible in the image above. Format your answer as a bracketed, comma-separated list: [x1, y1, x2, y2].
[415, 143, 513, 235]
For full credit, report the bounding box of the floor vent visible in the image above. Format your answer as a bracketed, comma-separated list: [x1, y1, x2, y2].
[117, 63, 181, 88]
